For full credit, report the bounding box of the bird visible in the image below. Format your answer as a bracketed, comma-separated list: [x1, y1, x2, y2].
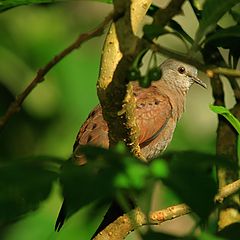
[55, 58, 207, 236]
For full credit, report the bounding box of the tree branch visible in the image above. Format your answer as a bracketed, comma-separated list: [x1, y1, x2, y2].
[97, 0, 152, 160]
[0, 12, 113, 131]
[215, 179, 240, 203]
[153, 0, 186, 26]
[93, 204, 191, 240]
[93, 178, 240, 240]
[207, 67, 240, 78]
[202, 44, 240, 230]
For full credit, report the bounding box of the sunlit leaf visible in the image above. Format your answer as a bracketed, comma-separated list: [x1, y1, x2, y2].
[150, 159, 169, 178]
[210, 105, 240, 134]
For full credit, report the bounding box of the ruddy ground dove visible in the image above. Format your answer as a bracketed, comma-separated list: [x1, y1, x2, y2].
[55, 58, 206, 234]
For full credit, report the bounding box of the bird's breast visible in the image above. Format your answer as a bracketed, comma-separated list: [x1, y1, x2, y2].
[140, 118, 176, 160]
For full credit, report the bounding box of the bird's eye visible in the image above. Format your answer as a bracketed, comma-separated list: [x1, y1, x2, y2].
[178, 66, 185, 74]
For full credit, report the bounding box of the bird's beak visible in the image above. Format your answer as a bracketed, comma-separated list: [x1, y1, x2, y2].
[190, 76, 207, 89]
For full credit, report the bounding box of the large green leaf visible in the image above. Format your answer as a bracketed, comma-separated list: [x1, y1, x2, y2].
[205, 25, 240, 44]
[162, 151, 218, 219]
[0, 156, 61, 223]
[218, 223, 240, 240]
[210, 105, 240, 134]
[143, 23, 189, 48]
[60, 145, 149, 220]
[194, 0, 239, 45]
[204, 26, 240, 68]
[168, 20, 194, 44]
[143, 24, 168, 40]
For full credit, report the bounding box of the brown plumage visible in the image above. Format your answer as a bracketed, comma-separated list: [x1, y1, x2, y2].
[55, 58, 206, 234]
[72, 58, 206, 163]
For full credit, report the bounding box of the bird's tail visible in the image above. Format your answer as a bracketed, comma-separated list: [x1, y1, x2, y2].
[55, 201, 66, 232]
[91, 198, 135, 239]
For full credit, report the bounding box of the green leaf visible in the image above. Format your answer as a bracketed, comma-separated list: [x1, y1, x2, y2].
[0, 156, 61, 222]
[60, 145, 149, 219]
[218, 223, 240, 240]
[168, 20, 194, 44]
[150, 159, 169, 178]
[204, 26, 240, 68]
[210, 105, 240, 134]
[194, 0, 240, 45]
[146, 4, 159, 17]
[143, 24, 167, 40]
[205, 25, 240, 44]
[198, 232, 226, 240]
[163, 151, 217, 219]
[60, 156, 116, 219]
[230, 4, 240, 24]
[143, 24, 190, 48]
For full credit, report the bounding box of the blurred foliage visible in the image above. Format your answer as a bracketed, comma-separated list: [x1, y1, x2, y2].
[0, 0, 240, 240]
[0, 156, 61, 223]
[0, 0, 112, 12]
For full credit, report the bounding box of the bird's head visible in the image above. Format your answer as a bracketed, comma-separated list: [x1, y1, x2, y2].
[159, 59, 207, 93]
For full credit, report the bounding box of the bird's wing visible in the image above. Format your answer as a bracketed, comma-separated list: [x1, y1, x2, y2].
[72, 104, 109, 164]
[134, 85, 173, 148]
[73, 85, 172, 163]
[55, 105, 109, 232]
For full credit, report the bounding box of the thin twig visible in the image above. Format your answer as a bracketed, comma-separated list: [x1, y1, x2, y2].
[153, 0, 186, 26]
[206, 67, 240, 78]
[149, 41, 204, 70]
[150, 203, 191, 223]
[215, 179, 240, 203]
[0, 12, 113, 131]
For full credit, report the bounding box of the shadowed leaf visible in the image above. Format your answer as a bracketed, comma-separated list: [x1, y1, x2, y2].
[194, 0, 239, 45]
[218, 223, 240, 240]
[162, 151, 218, 219]
[0, 156, 61, 223]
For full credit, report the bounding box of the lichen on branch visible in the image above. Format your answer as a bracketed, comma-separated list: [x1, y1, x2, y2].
[97, 0, 152, 160]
